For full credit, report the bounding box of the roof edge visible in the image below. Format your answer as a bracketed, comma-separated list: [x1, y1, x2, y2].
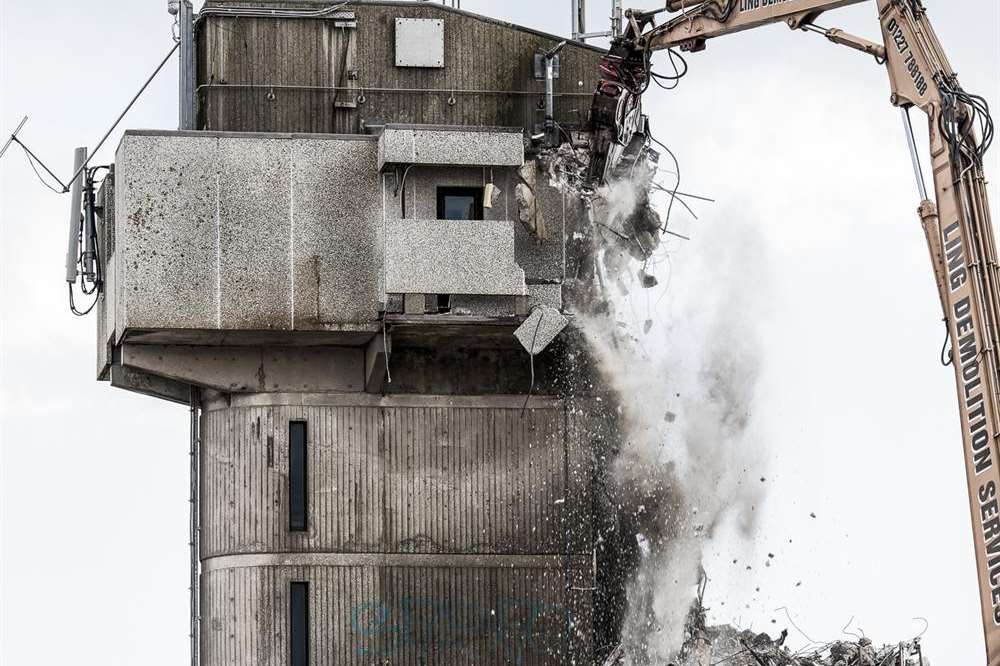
[199, 0, 608, 54]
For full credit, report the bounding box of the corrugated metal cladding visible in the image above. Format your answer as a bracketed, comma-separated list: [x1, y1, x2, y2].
[196, 1, 604, 134]
[200, 400, 597, 665]
[201, 404, 593, 557]
[201, 563, 593, 665]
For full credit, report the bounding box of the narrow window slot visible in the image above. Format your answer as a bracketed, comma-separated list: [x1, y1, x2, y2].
[289, 421, 307, 531]
[290, 581, 309, 666]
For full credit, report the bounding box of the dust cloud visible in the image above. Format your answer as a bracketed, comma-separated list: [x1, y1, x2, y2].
[579, 198, 773, 663]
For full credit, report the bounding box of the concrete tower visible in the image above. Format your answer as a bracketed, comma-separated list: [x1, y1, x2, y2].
[94, 2, 628, 663]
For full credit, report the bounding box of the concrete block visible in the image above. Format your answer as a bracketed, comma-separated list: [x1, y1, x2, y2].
[514, 306, 568, 355]
[528, 283, 563, 310]
[115, 133, 220, 332]
[385, 219, 526, 296]
[449, 295, 514, 317]
[113, 131, 384, 338]
[378, 127, 523, 171]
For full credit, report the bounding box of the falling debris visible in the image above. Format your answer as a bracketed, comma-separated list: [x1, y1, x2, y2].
[514, 305, 569, 355]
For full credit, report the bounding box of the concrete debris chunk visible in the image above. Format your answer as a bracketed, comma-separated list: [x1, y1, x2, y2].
[514, 306, 569, 355]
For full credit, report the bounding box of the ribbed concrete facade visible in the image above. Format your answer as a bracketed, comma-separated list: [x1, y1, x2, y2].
[199, 395, 597, 665]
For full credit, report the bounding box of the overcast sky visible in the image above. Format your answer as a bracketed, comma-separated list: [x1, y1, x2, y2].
[1, 1, 998, 664]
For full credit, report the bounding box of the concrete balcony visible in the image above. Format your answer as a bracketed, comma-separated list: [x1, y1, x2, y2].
[385, 218, 526, 297]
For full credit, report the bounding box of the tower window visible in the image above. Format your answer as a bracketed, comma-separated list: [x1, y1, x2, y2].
[289, 421, 307, 531]
[437, 186, 483, 220]
[290, 581, 309, 666]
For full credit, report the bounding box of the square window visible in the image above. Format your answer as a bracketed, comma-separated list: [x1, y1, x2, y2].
[437, 187, 484, 220]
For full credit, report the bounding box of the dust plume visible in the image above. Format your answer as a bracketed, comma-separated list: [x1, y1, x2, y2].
[579, 199, 772, 663]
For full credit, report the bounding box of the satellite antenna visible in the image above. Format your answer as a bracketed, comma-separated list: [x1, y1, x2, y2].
[65, 147, 87, 283]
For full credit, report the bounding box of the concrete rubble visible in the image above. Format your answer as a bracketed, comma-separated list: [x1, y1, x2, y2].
[603, 598, 929, 666]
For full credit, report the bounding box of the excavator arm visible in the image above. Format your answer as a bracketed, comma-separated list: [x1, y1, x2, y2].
[590, 1, 1000, 661]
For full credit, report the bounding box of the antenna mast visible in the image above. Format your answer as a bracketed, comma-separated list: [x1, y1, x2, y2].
[572, 0, 623, 41]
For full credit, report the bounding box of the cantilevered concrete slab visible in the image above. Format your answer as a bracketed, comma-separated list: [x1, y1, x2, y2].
[377, 125, 524, 172]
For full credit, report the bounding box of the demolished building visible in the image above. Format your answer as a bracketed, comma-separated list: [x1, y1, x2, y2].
[78, 1, 938, 663]
[90, 2, 655, 664]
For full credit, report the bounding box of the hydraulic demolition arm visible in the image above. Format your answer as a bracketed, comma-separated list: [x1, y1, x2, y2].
[589, 1, 999, 660]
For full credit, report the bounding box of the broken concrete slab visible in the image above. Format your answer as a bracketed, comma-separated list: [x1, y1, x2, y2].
[514, 306, 569, 355]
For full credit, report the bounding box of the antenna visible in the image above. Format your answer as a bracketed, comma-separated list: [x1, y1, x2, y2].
[572, 0, 623, 41]
[571, 0, 586, 41]
[65, 147, 87, 283]
[177, 0, 197, 130]
[0, 116, 29, 160]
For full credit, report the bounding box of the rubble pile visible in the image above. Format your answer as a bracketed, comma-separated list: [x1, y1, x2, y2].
[601, 596, 929, 666]
[670, 625, 928, 666]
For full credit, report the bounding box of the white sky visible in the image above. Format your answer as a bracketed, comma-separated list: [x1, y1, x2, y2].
[1, 1, 998, 664]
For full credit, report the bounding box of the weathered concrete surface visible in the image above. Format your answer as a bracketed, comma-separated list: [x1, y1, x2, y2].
[116, 133, 220, 333]
[385, 219, 526, 296]
[114, 131, 382, 340]
[198, 396, 595, 665]
[291, 138, 382, 327]
[109, 364, 190, 404]
[121, 344, 364, 393]
[218, 137, 293, 330]
[378, 126, 524, 172]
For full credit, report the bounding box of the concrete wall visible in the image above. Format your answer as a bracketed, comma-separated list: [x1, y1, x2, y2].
[112, 131, 383, 341]
[199, 394, 596, 665]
